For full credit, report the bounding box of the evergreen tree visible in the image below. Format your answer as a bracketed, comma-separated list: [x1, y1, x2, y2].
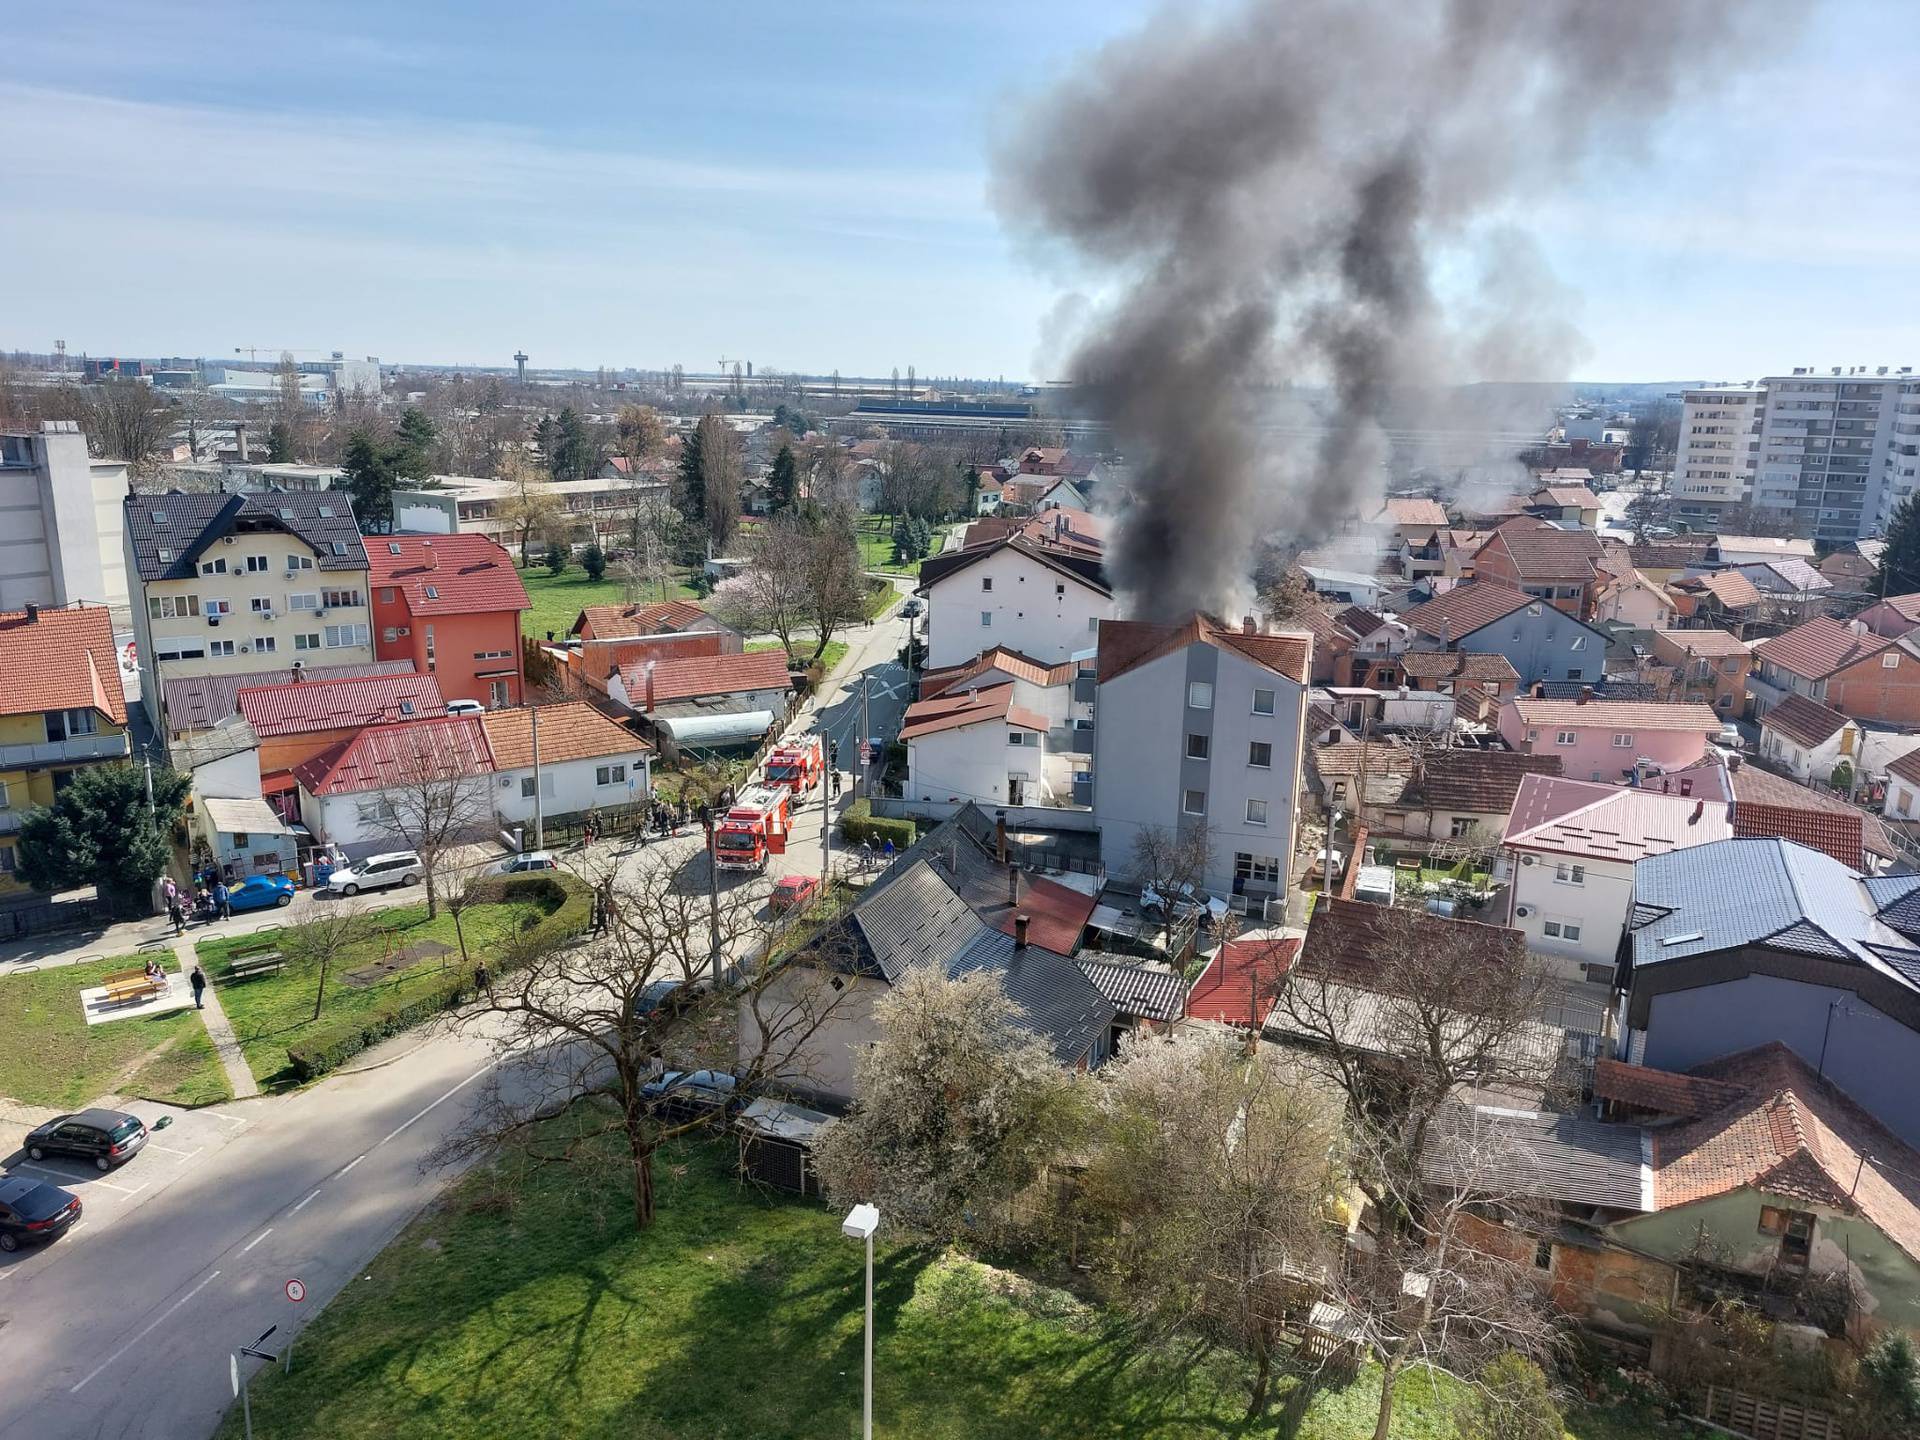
[15, 764, 191, 917]
[676, 417, 706, 519]
[394, 406, 437, 481]
[551, 406, 599, 482]
[533, 414, 559, 467]
[581, 541, 606, 581]
[266, 421, 295, 463]
[1881, 494, 1920, 597]
[767, 444, 799, 513]
[342, 427, 400, 533]
[545, 540, 569, 575]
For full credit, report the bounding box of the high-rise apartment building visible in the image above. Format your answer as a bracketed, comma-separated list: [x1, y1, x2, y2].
[1752, 368, 1917, 544]
[1671, 386, 1764, 527]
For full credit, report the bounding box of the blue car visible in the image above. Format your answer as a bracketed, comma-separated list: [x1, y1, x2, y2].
[227, 874, 295, 912]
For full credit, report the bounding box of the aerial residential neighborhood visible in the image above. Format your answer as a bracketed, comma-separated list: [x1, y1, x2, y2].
[1, 3, 1916, 1439]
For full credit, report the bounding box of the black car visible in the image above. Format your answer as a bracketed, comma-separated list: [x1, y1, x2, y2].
[640, 1069, 739, 1122]
[24, 1109, 148, 1172]
[0, 1176, 81, 1252]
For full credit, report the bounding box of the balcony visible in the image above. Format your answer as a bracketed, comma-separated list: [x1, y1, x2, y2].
[0, 732, 131, 768]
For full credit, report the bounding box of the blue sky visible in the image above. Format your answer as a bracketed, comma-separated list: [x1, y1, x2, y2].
[5, 0, 1914, 382]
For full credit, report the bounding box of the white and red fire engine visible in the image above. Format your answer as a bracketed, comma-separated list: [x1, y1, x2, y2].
[712, 784, 794, 872]
[762, 735, 825, 795]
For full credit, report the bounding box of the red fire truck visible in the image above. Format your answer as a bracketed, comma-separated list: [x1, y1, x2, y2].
[762, 735, 825, 795]
[712, 784, 794, 872]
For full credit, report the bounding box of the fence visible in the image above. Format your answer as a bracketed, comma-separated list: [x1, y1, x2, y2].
[0, 894, 103, 940]
[1695, 1386, 1841, 1440]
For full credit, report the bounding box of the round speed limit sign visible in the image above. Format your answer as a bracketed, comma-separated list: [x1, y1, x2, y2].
[285, 1278, 306, 1303]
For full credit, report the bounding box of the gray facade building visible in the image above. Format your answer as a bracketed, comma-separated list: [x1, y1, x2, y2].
[1749, 369, 1919, 544]
[1400, 582, 1610, 687]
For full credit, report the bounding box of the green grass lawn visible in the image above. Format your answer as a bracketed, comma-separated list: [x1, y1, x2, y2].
[519, 566, 698, 643]
[214, 1131, 1646, 1440]
[856, 517, 955, 577]
[748, 638, 851, 676]
[195, 898, 552, 1091]
[0, 952, 231, 1109]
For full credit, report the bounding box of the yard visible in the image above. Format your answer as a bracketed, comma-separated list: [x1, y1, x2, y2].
[213, 1132, 1661, 1440]
[855, 515, 956, 577]
[748, 637, 851, 677]
[195, 894, 560, 1091]
[518, 565, 698, 643]
[0, 952, 230, 1109]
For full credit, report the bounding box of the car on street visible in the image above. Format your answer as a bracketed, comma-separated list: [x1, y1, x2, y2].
[326, 850, 424, 896]
[770, 874, 821, 914]
[24, 1108, 148, 1172]
[640, 1068, 738, 1121]
[497, 850, 559, 875]
[0, 1176, 81, 1252]
[900, 598, 922, 618]
[226, 873, 295, 912]
[631, 979, 709, 1022]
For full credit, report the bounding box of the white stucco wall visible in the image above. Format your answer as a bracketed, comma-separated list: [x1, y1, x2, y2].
[1507, 850, 1633, 978]
[493, 752, 652, 823]
[906, 721, 1054, 807]
[923, 547, 1117, 669]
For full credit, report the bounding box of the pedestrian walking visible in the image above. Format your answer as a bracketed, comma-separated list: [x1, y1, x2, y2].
[213, 879, 231, 921]
[189, 966, 206, 1010]
[167, 895, 185, 935]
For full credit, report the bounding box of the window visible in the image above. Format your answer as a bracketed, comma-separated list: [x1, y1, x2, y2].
[200, 558, 227, 575]
[595, 764, 627, 786]
[387, 542, 402, 555]
[44, 708, 98, 742]
[1248, 740, 1272, 768]
[156, 548, 174, 563]
[519, 772, 555, 799]
[289, 592, 320, 611]
[1570, 635, 1587, 650]
[209, 639, 235, 657]
[1055, 582, 1065, 597]
[322, 589, 362, 608]
[256, 636, 276, 654]
[1186, 733, 1210, 760]
[473, 649, 512, 661]
[1235, 852, 1281, 884]
[1555, 863, 1586, 885]
[1245, 798, 1269, 826]
[287, 554, 313, 571]
[1007, 731, 1027, 746]
[980, 611, 993, 628]
[383, 627, 399, 643]
[148, 595, 200, 619]
[981, 577, 993, 592]
[154, 640, 206, 661]
[355, 798, 397, 824]
[1612, 733, 1634, 748]
[1182, 788, 1206, 816]
[294, 633, 321, 651]
[206, 598, 232, 617]
[1555, 730, 1576, 746]
[330, 542, 349, 556]
[1449, 817, 1476, 839]
[323, 624, 370, 648]
[379, 587, 397, 604]
[424, 585, 439, 600]
[1533, 1240, 1553, 1271]
[1885, 653, 1901, 669]
[245, 555, 269, 573]
[1543, 920, 1582, 941]
[1252, 687, 1276, 715]
[250, 596, 272, 613]
[1187, 681, 1213, 710]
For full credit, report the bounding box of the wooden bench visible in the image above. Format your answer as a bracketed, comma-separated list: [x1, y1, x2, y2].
[224, 951, 284, 981]
[101, 968, 168, 1005]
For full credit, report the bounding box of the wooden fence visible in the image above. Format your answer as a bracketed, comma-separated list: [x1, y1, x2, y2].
[1695, 1385, 1841, 1440]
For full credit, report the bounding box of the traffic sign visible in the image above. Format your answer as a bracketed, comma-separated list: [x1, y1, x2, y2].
[285, 1278, 306, 1303]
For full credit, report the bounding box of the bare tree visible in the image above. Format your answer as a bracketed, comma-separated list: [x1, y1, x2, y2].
[281, 900, 378, 1020]
[802, 437, 858, 511]
[696, 413, 744, 554]
[614, 490, 683, 604]
[612, 403, 666, 476]
[709, 513, 810, 656]
[1128, 822, 1212, 943]
[376, 726, 496, 920]
[435, 849, 849, 1228]
[495, 449, 566, 565]
[812, 966, 1081, 1247]
[799, 512, 868, 663]
[85, 380, 174, 476]
[1075, 1029, 1346, 1417]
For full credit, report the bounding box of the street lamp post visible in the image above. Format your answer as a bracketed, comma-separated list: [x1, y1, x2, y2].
[841, 1202, 879, 1440]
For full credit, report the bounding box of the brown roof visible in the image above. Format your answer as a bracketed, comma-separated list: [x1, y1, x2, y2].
[1640, 1044, 1920, 1264]
[1888, 748, 1920, 788]
[1653, 627, 1749, 659]
[238, 674, 446, 736]
[1404, 749, 1562, 813]
[1875, 594, 1920, 624]
[1508, 697, 1722, 732]
[293, 716, 493, 796]
[1398, 650, 1520, 684]
[1754, 615, 1895, 680]
[480, 702, 650, 769]
[1300, 896, 1526, 990]
[0, 604, 127, 726]
[1723, 761, 1892, 868]
[1476, 517, 1607, 581]
[919, 646, 1076, 699]
[1592, 1058, 1749, 1121]
[574, 600, 718, 641]
[1630, 538, 1714, 570]
[1336, 605, 1388, 637]
[1097, 614, 1311, 686]
[898, 683, 1048, 741]
[1761, 693, 1852, 750]
[1398, 581, 1534, 640]
[1377, 497, 1450, 528]
[1683, 570, 1765, 609]
[618, 649, 792, 704]
[1532, 484, 1601, 508]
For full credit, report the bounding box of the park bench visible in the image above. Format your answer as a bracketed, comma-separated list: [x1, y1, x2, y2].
[100, 968, 168, 1005]
[224, 947, 285, 981]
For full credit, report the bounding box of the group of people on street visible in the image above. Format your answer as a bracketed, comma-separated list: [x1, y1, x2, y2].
[160, 873, 233, 934]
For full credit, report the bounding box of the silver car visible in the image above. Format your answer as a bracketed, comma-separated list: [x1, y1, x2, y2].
[326, 850, 424, 896]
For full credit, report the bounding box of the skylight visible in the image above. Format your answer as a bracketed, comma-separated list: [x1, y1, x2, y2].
[425, 585, 438, 599]
[331, 542, 348, 555]
[279, 507, 295, 519]
[389, 542, 401, 554]
[317, 506, 334, 517]
[400, 700, 415, 715]
[150, 510, 169, 526]
[1659, 932, 1706, 947]
[156, 547, 174, 562]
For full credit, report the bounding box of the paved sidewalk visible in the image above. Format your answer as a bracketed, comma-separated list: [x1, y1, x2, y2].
[172, 937, 259, 1100]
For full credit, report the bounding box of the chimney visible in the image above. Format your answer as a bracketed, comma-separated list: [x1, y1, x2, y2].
[1243, 614, 1257, 635]
[995, 809, 1008, 863]
[1691, 800, 1704, 824]
[22, 603, 38, 624]
[1008, 866, 1021, 906]
[1679, 777, 1692, 796]
[422, 542, 438, 571]
[1578, 686, 1593, 705]
[643, 659, 656, 714]
[1014, 913, 1030, 949]
[235, 421, 250, 463]
[1531, 681, 1546, 699]
[1729, 752, 1743, 773]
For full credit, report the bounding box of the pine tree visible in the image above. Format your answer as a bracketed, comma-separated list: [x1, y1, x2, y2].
[394, 407, 437, 481]
[266, 421, 295, 463]
[581, 542, 606, 581]
[676, 418, 706, 519]
[767, 444, 799, 513]
[342, 428, 399, 533]
[15, 764, 192, 916]
[545, 540, 569, 575]
[1880, 494, 1920, 597]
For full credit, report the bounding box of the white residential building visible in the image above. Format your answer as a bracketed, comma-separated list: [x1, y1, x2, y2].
[1751, 368, 1918, 543]
[901, 683, 1071, 808]
[0, 422, 132, 620]
[1671, 386, 1764, 526]
[1503, 775, 1734, 982]
[916, 535, 1116, 670]
[480, 702, 654, 831]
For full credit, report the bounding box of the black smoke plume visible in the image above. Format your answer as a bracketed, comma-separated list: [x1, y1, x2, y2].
[994, 0, 1775, 619]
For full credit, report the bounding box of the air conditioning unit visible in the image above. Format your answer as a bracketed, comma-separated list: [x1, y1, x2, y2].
[208, 615, 221, 627]
[1515, 904, 1534, 919]
[1519, 854, 1537, 866]
[396, 627, 411, 637]
[224, 536, 236, 545]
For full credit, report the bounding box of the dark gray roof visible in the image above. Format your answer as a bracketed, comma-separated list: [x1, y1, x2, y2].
[1076, 958, 1187, 1023]
[847, 861, 982, 983]
[950, 927, 1114, 1067]
[126, 491, 369, 582]
[1422, 1102, 1649, 1212]
[1535, 680, 1661, 701]
[1629, 837, 1920, 988]
[162, 660, 418, 736]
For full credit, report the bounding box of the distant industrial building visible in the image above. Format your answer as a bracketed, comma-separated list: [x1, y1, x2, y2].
[202, 352, 382, 407]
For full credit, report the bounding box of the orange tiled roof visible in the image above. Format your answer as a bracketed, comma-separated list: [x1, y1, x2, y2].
[0, 604, 127, 725]
[899, 682, 1049, 741]
[1754, 615, 1894, 680]
[574, 600, 718, 641]
[619, 649, 792, 704]
[1097, 614, 1311, 686]
[480, 702, 651, 769]
[919, 646, 1077, 699]
[366, 535, 529, 616]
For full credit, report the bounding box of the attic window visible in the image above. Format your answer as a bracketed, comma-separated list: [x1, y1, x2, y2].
[150, 510, 169, 526]
[388, 542, 402, 554]
[279, 507, 296, 519]
[317, 506, 334, 517]
[400, 700, 415, 715]
[425, 585, 439, 599]
[1659, 932, 1706, 947]
[331, 542, 348, 556]
[156, 547, 174, 562]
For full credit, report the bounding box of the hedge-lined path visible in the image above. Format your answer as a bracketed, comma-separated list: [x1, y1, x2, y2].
[175, 936, 259, 1100]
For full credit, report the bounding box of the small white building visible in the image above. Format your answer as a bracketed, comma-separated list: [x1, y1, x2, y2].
[916, 535, 1116, 671]
[900, 682, 1073, 809]
[175, 716, 297, 878]
[480, 702, 653, 828]
[1503, 774, 1733, 981]
[1757, 693, 1861, 785]
[292, 715, 494, 858]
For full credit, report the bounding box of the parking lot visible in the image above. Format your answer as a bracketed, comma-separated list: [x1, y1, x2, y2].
[0, 1102, 249, 1280]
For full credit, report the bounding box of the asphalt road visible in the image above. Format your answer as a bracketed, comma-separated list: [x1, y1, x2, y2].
[0, 589, 921, 1440]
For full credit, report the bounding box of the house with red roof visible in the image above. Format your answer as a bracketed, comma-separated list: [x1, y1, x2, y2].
[1498, 694, 1723, 783]
[1093, 614, 1312, 903]
[1648, 627, 1751, 716]
[1750, 614, 1920, 725]
[606, 648, 793, 749]
[292, 715, 495, 855]
[366, 535, 529, 710]
[899, 682, 1066, 809]
[1186, 936, 1300, 1029]
[1855, 592, 1920, 640]
[481, 702, 653, 828]
[237, 671, 448, 775]
[1757, 693, 1862, 786]
[555, 600, 741, 699]
[0, 603, 131, 895]
[1469, 517, 1608, 617]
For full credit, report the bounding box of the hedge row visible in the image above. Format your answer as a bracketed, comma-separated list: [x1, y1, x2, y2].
[840, 809, 916, 852]
[284, 872, 592, 1084]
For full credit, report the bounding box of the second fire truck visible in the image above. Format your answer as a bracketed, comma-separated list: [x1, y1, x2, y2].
[712, 784, 794, 872]
[762, 735, 825, 795]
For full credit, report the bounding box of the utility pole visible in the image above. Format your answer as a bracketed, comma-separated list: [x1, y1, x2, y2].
[820, 733, 832, 881]
[703, 797, 722, 982]
[530, 706, 544, 851]
[143, 752, 155, 812]
[858, 675, 871, 799]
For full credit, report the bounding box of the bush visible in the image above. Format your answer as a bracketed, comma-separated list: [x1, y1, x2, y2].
[545, 541, 569, 575]
[841, 805, 915, 852]
[581, 542, 606, 581]
[1862, 1331, 1920, 1422]
[284, 873, 590, 1083]
[1454, 1352, 1564, 1440]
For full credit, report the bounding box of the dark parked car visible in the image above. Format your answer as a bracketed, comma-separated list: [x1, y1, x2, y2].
[900, 598, 923, 618]
[24, 1109, 148, 1172]
[0, 1176, 81, 1252]
[640, 1069, 738, 1121]
[631, 980, 709, 1023]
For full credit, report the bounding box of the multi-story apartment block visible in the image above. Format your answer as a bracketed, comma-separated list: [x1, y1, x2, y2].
[1092, 614, 1310, 905]
[124, 492, 374, 736]
[0, 604, 132, 897]
[0, 422, 132, 619]
[1750, 368, 1917, 543]
[1671, 386, 1763, 527]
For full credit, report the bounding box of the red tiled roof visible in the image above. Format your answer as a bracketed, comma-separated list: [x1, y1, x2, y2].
[238, 674, 447, 737]
[1592, 1058, 1749, 1120]
[899, 682, 1048, 741]
[1187, 937, 1300, 1027]
[1404, 749, 1561, 813]
[1754, 615, 1893, 680]
[1716, 761, 1888, 868]
[1875, 594, 1920, 624]
[1653, 627, 1749, 658]
[979, 873, 1097, 957]
[1888, 747, 1920, 788]
[293, 716, 493, 796]
[618, 649, 792, 705]
[0, 604, 127, 725]
[919, 646, 1077, 699]
[1761, 693, 1851, 750]
[366, 535, 529, 616]
[480, 702, 650, 769]
[1476, 517, 1607, 581]
[1097, 614, 1311, 686]
[1398, 581, 1533, 640]
[575, 600, 718, 641]
[1301, 897, 1525, 990]
[1508, 697, 1722, 732]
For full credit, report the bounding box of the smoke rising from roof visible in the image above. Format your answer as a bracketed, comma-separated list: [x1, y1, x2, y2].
[994, 0, 1774, 620]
